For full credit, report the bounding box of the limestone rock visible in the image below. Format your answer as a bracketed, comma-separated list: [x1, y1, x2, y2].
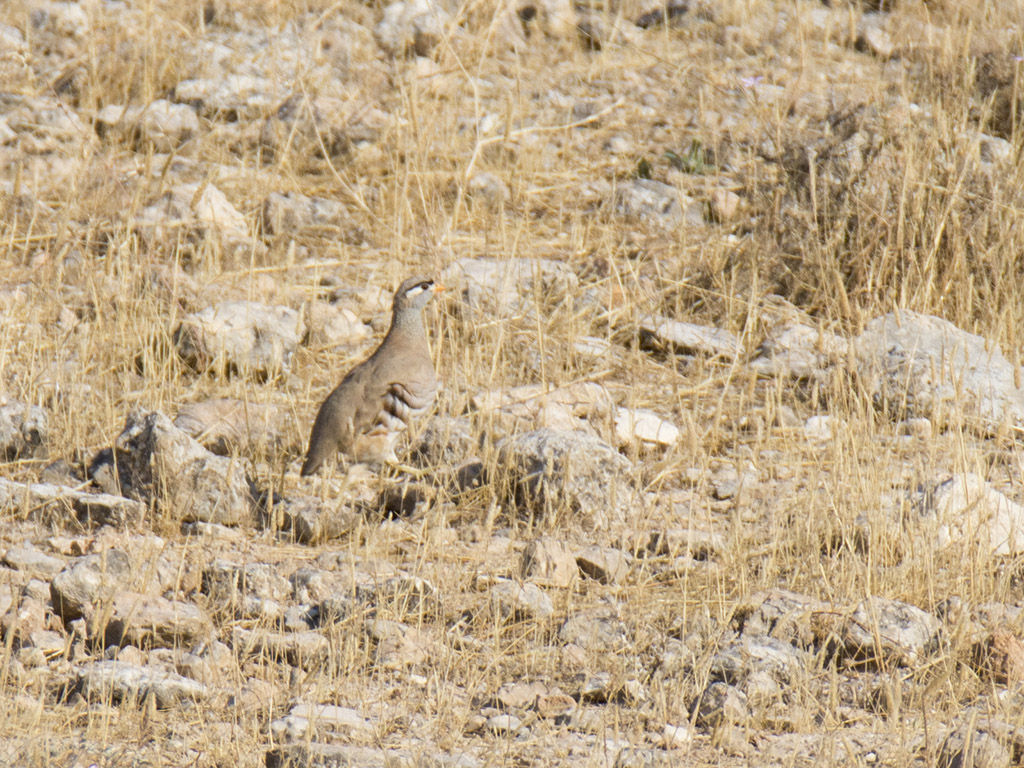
[575, 545, 631, 584]
[693, 682, 750, 729]
[614, 179, 685, 227]
[173, 75, 279, 118]
[93, 410, 254, 525]
[843, 596, 941, 666]
[2, 546, 64, 577]
[232, 626, 330, 668]
[174, 398, 286, 455]
[639, 314, 741, 359]
[175, 301, 301, 379]
[279, 496, 359, 545]
[0, 478, 146, 528]
[919, 473, 1024, 557]
[374, 0, 452, 57]
[261, 191, 353, 237]
[107, 592, 211, 649]
[77, 660, 210, 708]
[137, 182, 251, 246]
[748, 323, 848, 382]
[496, 428, 636, 529]
[303, 303, 371, 349]
[50, 550, 131, 623]
[202, 560, 291, 620]
[95, 99, 199, 151]
[0, 401, 47, 460]
[856, 310, 1024, 430]
[442, 257, 579, 318]
[521, 537, 578, 588]
[489, 580, 554, 621]
[614, 407, 679, 448]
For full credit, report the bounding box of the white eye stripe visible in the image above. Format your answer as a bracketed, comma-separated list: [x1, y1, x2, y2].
[405, 282, 433, 298]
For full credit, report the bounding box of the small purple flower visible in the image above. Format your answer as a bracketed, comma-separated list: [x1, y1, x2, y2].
[740, 75, 764, 88]
[1015, 55, 1024, 62]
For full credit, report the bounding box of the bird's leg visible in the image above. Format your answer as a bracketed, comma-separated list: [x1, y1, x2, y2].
[388, 461, 433, 480]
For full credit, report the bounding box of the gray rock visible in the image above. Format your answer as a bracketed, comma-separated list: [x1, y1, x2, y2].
[175, 301, 301, 379]
[442, 257, 579, 319]
[266, 745, 450, 768]
[95, 99, 199, 151]
[374, 0, 452, 57]
[136, 182, 252, 251]
[173, 74, 278, 117]
[918, 473, 1024, 557]
[576, 545, 631, 585]
[803, 415, 838, 442]
[559, 608, 629, 651]
[77, 660, 209, 708]
[411, 415, 478, 466]
[614, 178, 693, 227]
[938, 725, 1012, 768]
[693, 681, 749, 728]
[106, 592, 210, 648]
[202, 560, 291, 619]
[732, 589, 830, 648]
[710, 635, 809, 689]
[856, 14, 894, 59]
[489, 580, 554, 621]
[0, 401, 47, 460]
[521, 537, 578, 588]
[0, 477, 146, 528]
[2, 545, 64, 577]
[303, 302, 371, 349]
[50, 550, 131, 623]
[365, 618, 434, 668]
[639, 314, 741, 359]
[485, 713, 523, 735]
[174, 398, 286, 455]
[748, 322, 848, 381]
[613, 407, 679, 448]
[260, 94, 387, 163]
[261, 191, 353, 237]
[232, 626, 330, 668]
[496, 428, 636, 529]
[97, 409, 253, 525]
[645, 528, 725, 559]
[844, 596, 942, 666]
[467, 172, 510, 210]
[270, 715, 310, 743]
[288, 703, 373, 734]
[279, 495, 359, 545]
[855, 310, 1024, 430]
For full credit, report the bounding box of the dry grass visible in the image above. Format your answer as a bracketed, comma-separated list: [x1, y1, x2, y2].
[2, 0, 1024, 764]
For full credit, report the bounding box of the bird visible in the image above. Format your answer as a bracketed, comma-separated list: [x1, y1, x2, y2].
[300, 276, 442, 477]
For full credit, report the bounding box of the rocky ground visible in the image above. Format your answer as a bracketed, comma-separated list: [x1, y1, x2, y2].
[2, 0, 1024, 766]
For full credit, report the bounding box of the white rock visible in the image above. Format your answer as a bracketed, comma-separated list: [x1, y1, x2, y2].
[289, 703, 372, 733]
[662, 723, 693, 748]
[923, 473, 1024, 557]
[176, 302, 302, 378]
[174, 74, 279, 116]
[803, 415, 836, 442]
[137, 182, 249, 243]
[374, 0, 452, 57]
[442, 256, 578, 318]
[749, 322, 848, 381]
[614, 407, 679, 447]
[856, 310, 1024, 430]
[639, 314, 741, 358]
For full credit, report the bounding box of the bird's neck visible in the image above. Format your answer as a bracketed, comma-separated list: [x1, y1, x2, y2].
[386, 309, 425, 341]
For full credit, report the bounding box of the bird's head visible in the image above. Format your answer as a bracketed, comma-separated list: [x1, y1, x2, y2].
[393, 276, 442, 314]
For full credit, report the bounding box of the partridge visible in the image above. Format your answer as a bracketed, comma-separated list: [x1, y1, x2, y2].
[301, 276, 441, 476]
